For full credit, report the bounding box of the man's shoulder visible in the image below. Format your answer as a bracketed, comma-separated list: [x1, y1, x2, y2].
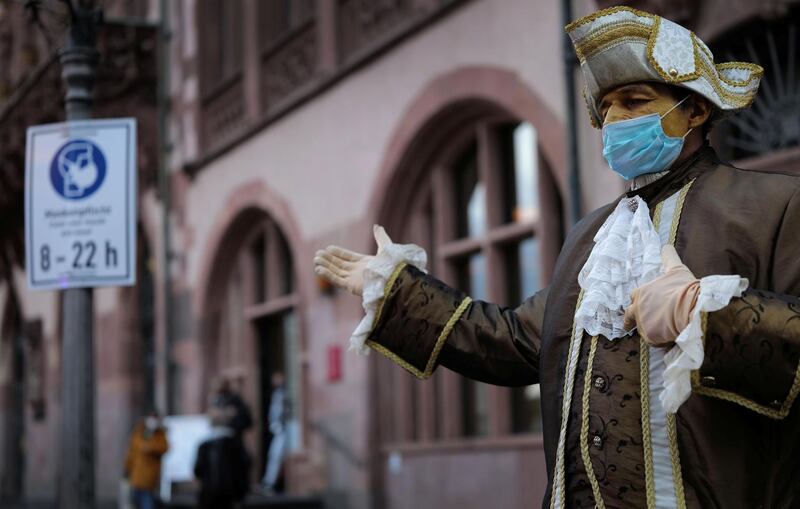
[697, 162, 800, 202]
[710, 160, 800, 193]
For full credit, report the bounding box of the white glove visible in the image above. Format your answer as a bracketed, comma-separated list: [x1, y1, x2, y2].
[313, 225, 393, 296]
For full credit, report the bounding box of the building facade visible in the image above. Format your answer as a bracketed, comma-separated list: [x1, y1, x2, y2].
[0, 0, 798, 507]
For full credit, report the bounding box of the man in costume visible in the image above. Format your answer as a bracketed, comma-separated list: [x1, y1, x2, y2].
[314, 6, 800, 508]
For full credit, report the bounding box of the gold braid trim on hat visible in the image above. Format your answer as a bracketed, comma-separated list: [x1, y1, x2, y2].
[575, 24, 650, 61]
[644, 17, 702, 83]
[569, 7, 763, 127]
[564, 5, 654, 32]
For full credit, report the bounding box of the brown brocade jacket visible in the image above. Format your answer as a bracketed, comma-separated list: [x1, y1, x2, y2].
[365, 146, 800, 509]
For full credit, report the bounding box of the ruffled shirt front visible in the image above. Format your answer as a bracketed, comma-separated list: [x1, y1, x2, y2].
[575, 196, 663, 340]
[354, 192, 747, 413]
[575, 195, 748, 413]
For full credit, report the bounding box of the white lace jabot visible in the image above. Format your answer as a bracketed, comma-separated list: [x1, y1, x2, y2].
[575, 195, 663, 340]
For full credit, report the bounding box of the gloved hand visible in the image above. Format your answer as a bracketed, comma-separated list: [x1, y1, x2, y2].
[623, 245, 700, 346]
[313, 225, 393, 296]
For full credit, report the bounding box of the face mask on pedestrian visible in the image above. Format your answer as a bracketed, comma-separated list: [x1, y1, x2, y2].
[601, 95, 693, 180]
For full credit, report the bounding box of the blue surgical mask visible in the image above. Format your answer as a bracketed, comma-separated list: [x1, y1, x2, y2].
[601, 96, 692, 180]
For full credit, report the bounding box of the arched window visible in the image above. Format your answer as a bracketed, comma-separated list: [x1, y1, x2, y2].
[208, 213, 302, 468]
[375, 107, 563, 444]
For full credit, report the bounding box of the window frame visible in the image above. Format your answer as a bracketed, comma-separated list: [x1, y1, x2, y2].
[375, 112, 561, 449]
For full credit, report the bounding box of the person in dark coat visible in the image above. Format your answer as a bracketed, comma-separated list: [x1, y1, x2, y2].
[194, 408, 251, 509]
[210, 375, 253, 439]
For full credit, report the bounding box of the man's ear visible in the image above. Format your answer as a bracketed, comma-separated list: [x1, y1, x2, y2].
[688, 95, 712, 129]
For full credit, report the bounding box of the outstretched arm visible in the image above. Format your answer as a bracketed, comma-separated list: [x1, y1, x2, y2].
[314, 226, 545, 386]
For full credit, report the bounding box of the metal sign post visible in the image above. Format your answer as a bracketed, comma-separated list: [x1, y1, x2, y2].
[23, 2, 139, 507]
[59, 10, 98, 506]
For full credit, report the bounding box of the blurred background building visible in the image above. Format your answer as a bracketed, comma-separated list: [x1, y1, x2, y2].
[0, 0, 798, 507]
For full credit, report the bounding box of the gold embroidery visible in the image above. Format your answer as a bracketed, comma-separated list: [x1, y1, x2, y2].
[366, 295, 472, 380]
[574, 23, 650, 60]
[691, 311, 800, 420]
[652, 200, 665, 231]
[666, 182, 691, 508]
[370, 262, 409, 330]
[579, 335, 606, 509]
[565, 5, 654, 32]
[639, 340, 657, 509]
[568, 7, 762, 128]
[669, 179, 696, 245]
[645, 17, 702, 83]
[552, 290, 586, 509]
[667, 414, 687, 508]
[715, 61, 765, 86]
[583, 87, 601, 129]
[639, 185, 692, 508]
[366, 261, 472, 379]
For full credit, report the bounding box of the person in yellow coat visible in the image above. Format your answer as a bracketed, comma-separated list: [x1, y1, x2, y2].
[124, 410, 169, 509]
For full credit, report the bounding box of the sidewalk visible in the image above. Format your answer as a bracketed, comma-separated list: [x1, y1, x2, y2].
[0, 492, 323, 509]
[166, 492, 324, 508]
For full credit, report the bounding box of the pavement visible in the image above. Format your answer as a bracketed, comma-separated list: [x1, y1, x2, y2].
[0, 491, 324, 509]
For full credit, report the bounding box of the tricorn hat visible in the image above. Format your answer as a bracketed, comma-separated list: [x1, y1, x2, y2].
[566, 6, 763, 127]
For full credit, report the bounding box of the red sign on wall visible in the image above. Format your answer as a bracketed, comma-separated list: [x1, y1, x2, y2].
[327, 345, 342, 382]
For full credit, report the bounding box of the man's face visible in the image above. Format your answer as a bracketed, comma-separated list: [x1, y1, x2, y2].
[598, 82, 693, 138]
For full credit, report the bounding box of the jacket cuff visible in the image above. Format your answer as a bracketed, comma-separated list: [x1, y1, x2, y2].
[348, 239, 427, 355]
[660, 275, 748, 413]
[690, 288, 800, 419]
[366, 265, 471, 379]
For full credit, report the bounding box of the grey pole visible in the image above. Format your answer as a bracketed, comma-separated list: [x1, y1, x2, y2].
[561, 0, 582, 225]
[58, 3, 99, 508]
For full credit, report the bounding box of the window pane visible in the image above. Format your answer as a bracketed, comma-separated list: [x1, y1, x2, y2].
[455, 252, 488, 437]
[282, 311, 301, 451]
[276, 230, 294, 295]
[461, 377, 489, 437]
[511, 384, 543, 434]
[505, 237, 540, 306]
[251, 234, 266, 303]
[456, 253, 487, 300]
[505, 236, 542, 433]
[454, 143, 486, 238]
[519, 237, 540, 300]
[501, 122, 539, 224]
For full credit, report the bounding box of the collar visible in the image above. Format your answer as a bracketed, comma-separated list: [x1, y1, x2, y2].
[626, 144, 717, 205]
[631, 170, 670, 191]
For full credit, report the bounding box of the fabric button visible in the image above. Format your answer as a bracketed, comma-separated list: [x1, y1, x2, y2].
[592, 435, 603, 449]
[594, 376, 605, 390]
[701, 376, 716, 387]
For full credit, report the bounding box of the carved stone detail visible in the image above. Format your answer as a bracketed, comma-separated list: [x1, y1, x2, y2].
[337, 0, 419, 61]
[201, 78, 246, 150]
[262, 24, 318, 111]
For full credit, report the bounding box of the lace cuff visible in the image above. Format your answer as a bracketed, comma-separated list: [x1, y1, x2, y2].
[349, 237, 427, 355]
[660, 274, 749, 413]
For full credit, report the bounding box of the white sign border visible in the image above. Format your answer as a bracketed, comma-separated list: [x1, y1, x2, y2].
[25, 118, 137, 290]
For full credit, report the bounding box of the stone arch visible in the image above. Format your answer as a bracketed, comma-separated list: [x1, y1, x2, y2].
[367, 65, 567, 235]
[193, 179, 308, 420]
